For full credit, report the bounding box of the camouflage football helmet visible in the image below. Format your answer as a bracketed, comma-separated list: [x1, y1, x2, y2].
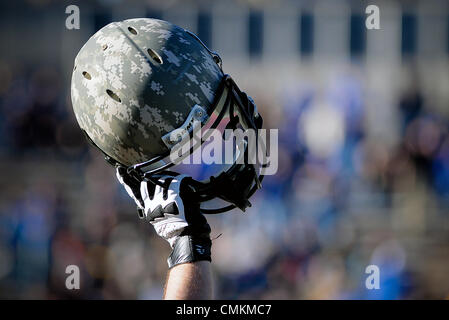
[71, 18, 264, 214]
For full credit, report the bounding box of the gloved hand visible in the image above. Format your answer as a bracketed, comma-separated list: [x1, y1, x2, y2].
[116, 167, 212, 268]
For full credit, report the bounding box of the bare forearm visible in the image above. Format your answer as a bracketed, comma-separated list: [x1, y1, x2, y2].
[163, 261, 213, 300]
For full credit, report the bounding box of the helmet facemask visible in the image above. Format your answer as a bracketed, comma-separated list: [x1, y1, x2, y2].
[124, 75, 266, 214]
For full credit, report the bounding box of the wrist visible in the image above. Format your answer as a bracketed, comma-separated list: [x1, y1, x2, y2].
[167, 234, 212, 269]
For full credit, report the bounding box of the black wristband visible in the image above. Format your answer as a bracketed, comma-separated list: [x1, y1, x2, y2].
[167, 235, 212, 269]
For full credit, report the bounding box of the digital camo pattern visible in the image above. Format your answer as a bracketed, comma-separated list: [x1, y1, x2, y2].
[71, 18, 223, 166]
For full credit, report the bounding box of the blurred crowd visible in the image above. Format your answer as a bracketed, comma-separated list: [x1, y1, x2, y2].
[0, 58, 448, 299]
[1, 0, 449, 300]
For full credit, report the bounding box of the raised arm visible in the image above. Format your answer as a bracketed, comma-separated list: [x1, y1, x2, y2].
[164, 261, 213, 299]
[116, 167, 213, 300]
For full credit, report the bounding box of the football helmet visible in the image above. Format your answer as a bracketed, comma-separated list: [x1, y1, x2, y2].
[71, 18, 265, 214]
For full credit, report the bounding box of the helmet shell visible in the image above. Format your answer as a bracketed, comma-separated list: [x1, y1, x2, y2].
[71, 18, 223, 166]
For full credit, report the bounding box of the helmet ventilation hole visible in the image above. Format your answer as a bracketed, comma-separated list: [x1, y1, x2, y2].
[82, 71, 91, 80]
[106, 89, 121, 103]
[128, 26, 138, 35]
[102, 44, 108, 51]
[147, 48, 163, 64]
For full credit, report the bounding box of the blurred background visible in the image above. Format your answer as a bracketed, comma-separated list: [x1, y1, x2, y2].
[0, 0, 449, 299]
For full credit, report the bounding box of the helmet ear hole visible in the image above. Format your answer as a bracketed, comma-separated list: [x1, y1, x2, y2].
[106, 89, 121, 103]
[147, 48, 163, 64]
[82, 71, 91, 80]
[128, 26, 138, 35]
[212, 54, 222, 67]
